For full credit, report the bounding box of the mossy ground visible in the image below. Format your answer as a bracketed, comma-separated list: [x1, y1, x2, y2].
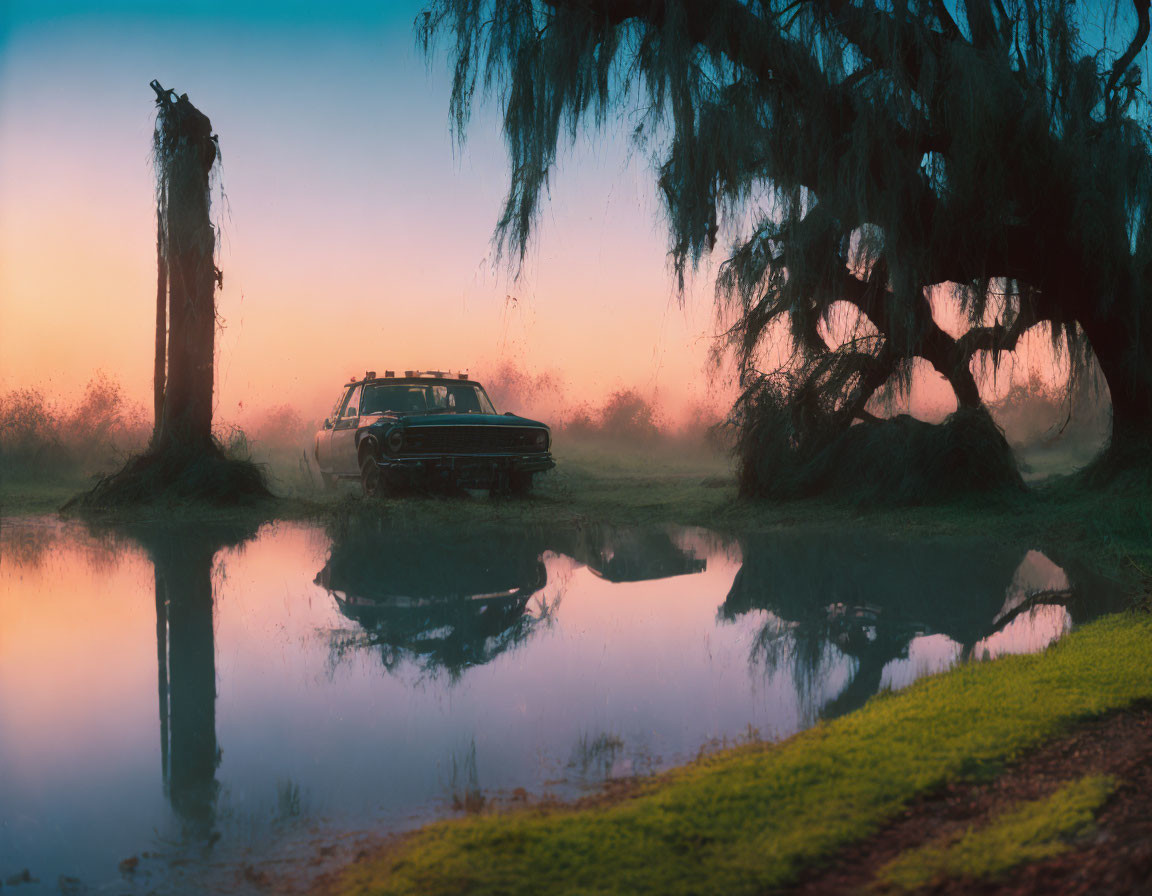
[876, 774, 1117, 890]
[333, 615, 1152, 896]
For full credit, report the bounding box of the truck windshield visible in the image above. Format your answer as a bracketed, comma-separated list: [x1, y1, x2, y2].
[361, 383, 496, 415]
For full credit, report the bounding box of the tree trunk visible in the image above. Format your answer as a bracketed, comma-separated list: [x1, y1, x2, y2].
[153, 213, 167, 438]
[1080, 296, 1152, 465]
[152, 85, 218, 454]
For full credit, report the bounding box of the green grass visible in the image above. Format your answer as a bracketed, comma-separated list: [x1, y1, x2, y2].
[878, 775, 1117, 890]
[0, 470, 99, 516]
[335, 614, 1152, 896]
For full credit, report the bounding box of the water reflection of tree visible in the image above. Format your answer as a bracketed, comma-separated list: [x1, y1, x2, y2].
[721, 535, 1092, 721]
[0, 519, 125, 574]
[92, 519, 259, 842]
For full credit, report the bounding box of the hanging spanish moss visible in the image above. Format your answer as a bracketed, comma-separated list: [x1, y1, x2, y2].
[72, 82, 270, 508]
[423, 0, 1152, 499]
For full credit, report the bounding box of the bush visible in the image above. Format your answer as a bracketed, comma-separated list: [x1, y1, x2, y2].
[477, 361, 564, 419]
[986, 367, 1110, 451]
[0, 373, 148, 477]
[0, 388, 66, 472]
[561, 388, 663, 443]
[737, 380, 1023, 504]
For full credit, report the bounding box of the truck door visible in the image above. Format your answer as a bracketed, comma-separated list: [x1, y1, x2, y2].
[331, 384, 362, 475]
[316, 387, 351, 473]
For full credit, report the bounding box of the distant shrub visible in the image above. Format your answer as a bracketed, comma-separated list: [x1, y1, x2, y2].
[599, 389, 662, 441]
[986, 368, 1110, 451]
[0, 373, 148, 478]
[675, 400, 734, 451]
[561, 389, 664, 443]
[477, 361, 564, 419]
[249, 403, 317, 453]
[0, 388, 65, 472]
[64, 371, 149, 458]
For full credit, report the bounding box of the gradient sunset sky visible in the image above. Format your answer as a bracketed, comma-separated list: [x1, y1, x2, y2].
[0, 0, 734, 425]
[2, 0, 1087, 430]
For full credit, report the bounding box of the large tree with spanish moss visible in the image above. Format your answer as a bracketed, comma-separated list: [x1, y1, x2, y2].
[421, 0, 1152, 497]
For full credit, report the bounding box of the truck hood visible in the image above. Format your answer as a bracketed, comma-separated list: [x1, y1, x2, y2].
[368, 412, 549, 429]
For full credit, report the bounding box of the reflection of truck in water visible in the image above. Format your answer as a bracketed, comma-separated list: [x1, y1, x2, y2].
[316, 527, 549, 677]
[315, 522, 709, 676]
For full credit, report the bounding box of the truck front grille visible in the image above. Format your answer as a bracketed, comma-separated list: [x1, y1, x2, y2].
[401, 426, 545, 455]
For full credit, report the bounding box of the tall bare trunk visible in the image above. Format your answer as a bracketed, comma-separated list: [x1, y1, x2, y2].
[154, 213, 167, 438]
[151, 82, 218, 453]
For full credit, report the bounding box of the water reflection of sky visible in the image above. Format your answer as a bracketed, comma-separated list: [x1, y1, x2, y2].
[0, 517, 1109, 894]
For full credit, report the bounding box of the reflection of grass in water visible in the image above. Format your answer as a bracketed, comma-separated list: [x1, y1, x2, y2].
[878, 775, 1116, 890]
[448, 741, 484, 814]
[276, 779, 303, 823]
[568, 732, 625, 779]
[334, 614, 1152, 896]
[693, 724, 764, 762]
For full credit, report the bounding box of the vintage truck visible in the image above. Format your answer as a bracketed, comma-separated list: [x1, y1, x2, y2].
[313, 370, 555, 496]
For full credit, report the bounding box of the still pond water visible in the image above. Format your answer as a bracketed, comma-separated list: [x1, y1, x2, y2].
[0, 515, 1113, 893]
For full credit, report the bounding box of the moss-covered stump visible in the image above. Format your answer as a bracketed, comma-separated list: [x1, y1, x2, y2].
[740, 407, 1024, 504]
[66, 442, 272, 508]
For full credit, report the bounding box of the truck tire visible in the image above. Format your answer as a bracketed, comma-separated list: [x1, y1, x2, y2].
[361, 456, 384, 499]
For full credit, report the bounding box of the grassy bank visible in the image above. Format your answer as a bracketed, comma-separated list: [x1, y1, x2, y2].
[333, 613, 1152, 896]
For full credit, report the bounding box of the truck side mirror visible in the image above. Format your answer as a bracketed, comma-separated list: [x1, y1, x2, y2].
[323, 418, 332, 430]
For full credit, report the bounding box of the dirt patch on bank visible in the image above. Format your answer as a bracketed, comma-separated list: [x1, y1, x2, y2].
[790, 704, 1152, 895]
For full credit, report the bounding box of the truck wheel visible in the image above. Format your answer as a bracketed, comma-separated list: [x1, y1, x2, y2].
[361, 456, 384, 499]
[509, 471, 533, 496]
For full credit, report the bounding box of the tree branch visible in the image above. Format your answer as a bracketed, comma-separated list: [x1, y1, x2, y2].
[1106, 0, 1151, 113]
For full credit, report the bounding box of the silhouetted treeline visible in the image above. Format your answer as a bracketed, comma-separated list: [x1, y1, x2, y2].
[0, 373, 261, 484]
[4, 364, 1110, 490]
[477, 361, 730, 451]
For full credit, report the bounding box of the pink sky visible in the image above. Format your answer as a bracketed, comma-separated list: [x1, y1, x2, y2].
[0, 7, 734, 429]
[0, 3, 1077, 432]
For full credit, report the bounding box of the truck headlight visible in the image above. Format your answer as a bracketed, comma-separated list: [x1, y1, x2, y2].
[534, 430, 548, 450]
[386, 429, 405, 453]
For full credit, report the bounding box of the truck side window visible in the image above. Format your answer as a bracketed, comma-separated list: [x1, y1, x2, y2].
[341, 385, 362, 418]
[330, 388, 351, 422]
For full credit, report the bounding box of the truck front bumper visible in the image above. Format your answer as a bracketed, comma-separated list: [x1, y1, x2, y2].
[375, 452, 555, 488]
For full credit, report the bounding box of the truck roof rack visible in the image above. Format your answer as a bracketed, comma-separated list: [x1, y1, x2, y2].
[401, 370, 470, 380]
[347, 369, 472, 385]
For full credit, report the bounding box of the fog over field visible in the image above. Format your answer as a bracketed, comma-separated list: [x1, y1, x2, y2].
[0, 353, 1112, 493]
